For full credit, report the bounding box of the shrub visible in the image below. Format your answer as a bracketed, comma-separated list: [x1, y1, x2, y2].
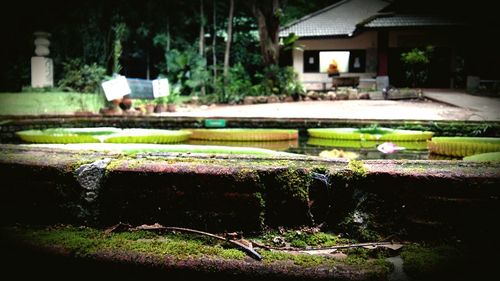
[215, 63, 253, 104]
[58, 59, 107, 93]
[253, 65, 304, 98]
[401, 45, 434, 88]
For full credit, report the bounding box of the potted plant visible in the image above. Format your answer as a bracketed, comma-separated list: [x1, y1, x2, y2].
[166, 84, 181, 112]
[144, 101, 155, 114]
[154, 96, 168, 113]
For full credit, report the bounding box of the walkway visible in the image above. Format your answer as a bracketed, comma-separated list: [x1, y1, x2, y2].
[424, 90, 500, 121]
[168, 90, 500, 121]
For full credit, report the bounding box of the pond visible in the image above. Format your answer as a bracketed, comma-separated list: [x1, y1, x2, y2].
[16, 127, 497, 161]
[188, 137, 433, 160]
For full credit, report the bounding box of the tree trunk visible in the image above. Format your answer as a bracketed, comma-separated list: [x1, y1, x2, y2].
[199, 0, 206, 95]
[212, 0, 217, 85]
[223, 0, 234, 85]
[252, 0, 284, 66]
[167, 19, 171, 52]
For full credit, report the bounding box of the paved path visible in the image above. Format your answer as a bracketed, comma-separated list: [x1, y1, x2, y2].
[424, 90, 500, 121]
[167, 90, 500, 121]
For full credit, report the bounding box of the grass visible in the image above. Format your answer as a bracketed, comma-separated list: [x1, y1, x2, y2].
[0, 92, 107, 115]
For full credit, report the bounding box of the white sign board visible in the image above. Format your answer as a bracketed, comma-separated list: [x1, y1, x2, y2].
[101, 75, 131, 101]
[152, 78, 170, 98]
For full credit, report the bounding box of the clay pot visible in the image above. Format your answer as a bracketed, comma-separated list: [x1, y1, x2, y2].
[167, 104, 177, 112]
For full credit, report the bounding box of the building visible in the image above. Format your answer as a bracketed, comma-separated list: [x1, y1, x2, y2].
[280, 0, 496, 91]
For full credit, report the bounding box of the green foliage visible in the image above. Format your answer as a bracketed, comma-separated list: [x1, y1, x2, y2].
[164, 46, 210, 95]
[253, 65, 304, 97]
[57, 59, 107, 93]
[280, 32, 303, 52]
[216, 63, 253, 103]
[400, 46, 434, 87]
[166, 83, 182, 104]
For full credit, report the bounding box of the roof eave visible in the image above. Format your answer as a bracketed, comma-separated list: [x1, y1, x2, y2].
[280, 0, 350, 33]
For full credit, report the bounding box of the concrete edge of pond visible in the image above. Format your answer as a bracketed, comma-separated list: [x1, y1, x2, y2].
[1, 143, 499, 236]
[1, 143, 499, 280]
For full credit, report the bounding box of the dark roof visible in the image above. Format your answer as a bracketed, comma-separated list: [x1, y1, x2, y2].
[280, 0, 389, 38]
[280, 0, 467, 38]
[363, 14, 466, 28]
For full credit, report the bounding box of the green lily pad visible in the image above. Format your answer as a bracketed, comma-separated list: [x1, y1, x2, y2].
[428, 137, 500, 157]
[308, 128, 434, 141]
[186, 129, 299, 141]
[463, 152, 500, 162]
[25, 143, 298, 157]
[16, 128, 191, 144]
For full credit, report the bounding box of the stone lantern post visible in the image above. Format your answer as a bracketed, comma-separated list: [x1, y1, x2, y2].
[31, 31, 54, 88]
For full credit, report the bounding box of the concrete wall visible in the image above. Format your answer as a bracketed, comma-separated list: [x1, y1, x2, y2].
[293, 31, 378, 89]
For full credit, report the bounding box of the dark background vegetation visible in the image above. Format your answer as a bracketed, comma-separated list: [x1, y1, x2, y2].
[0, 0, 497, 93]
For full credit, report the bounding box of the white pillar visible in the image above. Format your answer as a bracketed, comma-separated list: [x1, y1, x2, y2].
[31, 31, 53, 88]
[31, 57, 53, 87]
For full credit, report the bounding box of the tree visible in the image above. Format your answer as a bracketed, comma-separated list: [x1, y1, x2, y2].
[251, 0, 286, 66]
[112, 22, 128, 74]
[199, 0, 207, 95]
[223, 0, 235, 85]
[212, 0, 218, 84]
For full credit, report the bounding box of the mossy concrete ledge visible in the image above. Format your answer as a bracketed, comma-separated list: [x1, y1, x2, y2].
[1, 144, 499, 240]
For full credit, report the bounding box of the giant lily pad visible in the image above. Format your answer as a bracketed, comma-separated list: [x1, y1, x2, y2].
[307, 138, 429, 150]
[428, 137, 500, 157]
[308, 127, 433, 141]
[104, 129, 191, 144]
[186, 129, 299, 141]
[187, 139, 299, 151]
[463, 152, 500, 162]
[25, 143, 298, 157]
[16, 128, 191, 144]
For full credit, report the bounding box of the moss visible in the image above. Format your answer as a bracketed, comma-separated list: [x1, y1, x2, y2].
[259, 246, 391, 273]
[253, 192, 266, 227]
[17, 226, 103, 257]
[339, 159, 368, 181]
[338, 210, 382, 242]
[275, 169, 311, 202]
[260, 250, 335, 267]
[257, 229, 349, 249]
[400, 244, 463, 279]
[347, 160, 367, 177]
[234, 168, 261, 184]
[105, 158, 128, 175]
[9, 225, 246, 260]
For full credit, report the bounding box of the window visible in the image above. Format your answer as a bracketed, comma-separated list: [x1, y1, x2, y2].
[303, 51, 319, 73]
[303, 50, 366, 73]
